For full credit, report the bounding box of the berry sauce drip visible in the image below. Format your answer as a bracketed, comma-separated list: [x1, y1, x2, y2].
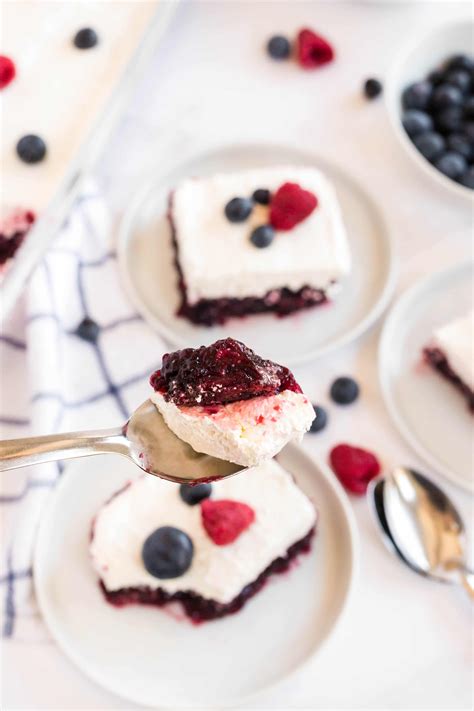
[150, 337, 301, 407]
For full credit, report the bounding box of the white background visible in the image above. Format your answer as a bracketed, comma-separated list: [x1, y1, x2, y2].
[3, 1, 473, 709]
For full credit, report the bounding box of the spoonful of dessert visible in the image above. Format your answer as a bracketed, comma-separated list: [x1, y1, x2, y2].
[0, 339, 315, 484]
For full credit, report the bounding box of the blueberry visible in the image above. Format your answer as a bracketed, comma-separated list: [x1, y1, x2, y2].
[435, 106, 464, 134]
[458, 166, 474, 189]
[179, 482, 212, 506]
[402, 81, 432, 110]
[73, 27, 99, 49]
[463, 121, 474, 141]
[427, 69, 444, 86]
[434, 151, 467, 180]
[445, 54, 474, 72]
[431, 83, 463, 110]
[252, 188, 271, 205]
[16, 134, 46, 164]
[142, 526, 193, 579]
[267, 35, 291, 60]
[225, 197, 253, 223]
[402, 109, 433, 137]
[446, 133, 472, 160]
[75, 317, 100, 343]
[309, 405, 328, 433]
[413, 131, 445, 161]
[330, 377, 359, 405]
[445, 69, 471, 94]
[364, 78, 383, 99]
[250, 225, 275, 248]
[464, 96, 474, 119]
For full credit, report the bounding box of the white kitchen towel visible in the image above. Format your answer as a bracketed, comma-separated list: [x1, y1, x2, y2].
[0, 184, 165, 639]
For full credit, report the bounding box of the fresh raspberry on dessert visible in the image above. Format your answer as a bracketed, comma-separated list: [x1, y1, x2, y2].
[269, 182, 318, 231]
[0, 55, 16, 89]
[201, 499, 255, 545]
[330, 443, 381, 495]
[150, 337, 301, 407]
[297, 28, 334, 70]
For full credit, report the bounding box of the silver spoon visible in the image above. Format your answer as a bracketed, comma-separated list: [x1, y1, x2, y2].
[367, 478, 421, 574]
[379, 467, 474, 599]
[0, 398, 245, 484]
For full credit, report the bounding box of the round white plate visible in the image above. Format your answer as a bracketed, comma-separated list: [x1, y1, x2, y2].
[34, 444, 358, 708]
[386, 18, 474, 202]
[379, 261, 474, 493]
[118, 143, 396, 365]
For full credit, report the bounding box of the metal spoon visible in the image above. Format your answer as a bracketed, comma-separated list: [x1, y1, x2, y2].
[379, 467, 474, 599]
[0, 398, 245, 484]
[367, 478, 422, 574]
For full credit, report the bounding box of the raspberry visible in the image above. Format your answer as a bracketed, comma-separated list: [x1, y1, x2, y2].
[329, 444, 380, 495]
[201, 499, 255, 545]
[0, 56, 16, 90]
[297, 28, 334, 70]
[269, 182, 318, 231]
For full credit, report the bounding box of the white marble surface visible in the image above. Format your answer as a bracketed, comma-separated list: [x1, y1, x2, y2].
[3, 1, 474, 709]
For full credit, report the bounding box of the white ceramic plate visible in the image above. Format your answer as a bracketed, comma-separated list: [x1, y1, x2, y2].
[34, 444, 358, 708]
[386, 18, 474, 201]
[118, 144, 395, 365]
[379, 261, 474, 493]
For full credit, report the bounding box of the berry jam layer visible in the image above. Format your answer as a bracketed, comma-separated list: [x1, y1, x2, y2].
[150, 337, 301, 407]
[424, 347, 474, 412]
[169, 209, 329, 327]
[99, 527, 314, 624]
[0, 210, 35, 266]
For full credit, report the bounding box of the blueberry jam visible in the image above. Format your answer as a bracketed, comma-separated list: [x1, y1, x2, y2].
[150, 337, 301, 407]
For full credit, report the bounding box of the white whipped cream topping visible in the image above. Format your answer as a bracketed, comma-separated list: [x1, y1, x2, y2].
[151, 390, 315, 467]
[432, 310, 474, 391]
[171, 166, 351, 303]
[90, 459, 316, 604]
[1, 1, 157, 216]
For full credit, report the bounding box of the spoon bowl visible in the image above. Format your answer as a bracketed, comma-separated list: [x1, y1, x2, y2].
[0, 398, 245, 484]
[376, 467, 474, 598]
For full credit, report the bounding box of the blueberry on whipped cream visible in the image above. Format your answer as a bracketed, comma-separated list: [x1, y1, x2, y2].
[149, 338, 315, 467]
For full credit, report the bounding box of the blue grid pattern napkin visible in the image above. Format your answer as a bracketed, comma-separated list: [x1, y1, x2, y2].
[0, 184, 165, 639]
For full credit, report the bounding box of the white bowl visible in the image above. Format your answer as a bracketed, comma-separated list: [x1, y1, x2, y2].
[386, 18, 474, 201]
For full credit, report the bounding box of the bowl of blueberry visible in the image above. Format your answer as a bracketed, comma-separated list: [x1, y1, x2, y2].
[386, 19, 474, 197]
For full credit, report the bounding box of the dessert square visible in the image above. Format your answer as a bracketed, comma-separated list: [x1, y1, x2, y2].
[90, 459, 316, 623]
[423, 311, 474, 412]
[169, 166, 351, 325]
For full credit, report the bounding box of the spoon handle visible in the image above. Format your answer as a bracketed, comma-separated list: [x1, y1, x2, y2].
[0, 428, 128, 471]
